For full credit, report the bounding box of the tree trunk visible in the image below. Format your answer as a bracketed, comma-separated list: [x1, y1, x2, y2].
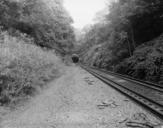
[130, 24, 136, 49]
[126, 37, 132, 57]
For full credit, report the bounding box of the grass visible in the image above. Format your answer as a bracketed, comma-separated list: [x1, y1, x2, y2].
[0, 31, 64, 106]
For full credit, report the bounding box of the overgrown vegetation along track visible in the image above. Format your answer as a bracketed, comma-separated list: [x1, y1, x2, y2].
[80, 65, 163, 121]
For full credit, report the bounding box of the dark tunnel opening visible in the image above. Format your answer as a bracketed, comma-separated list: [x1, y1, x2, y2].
[72, 55, 79, 63]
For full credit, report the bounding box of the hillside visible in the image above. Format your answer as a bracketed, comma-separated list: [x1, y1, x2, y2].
[78, 0, 163, 85]
[0, 0, 75, 106]
[0, 31, 64, 106]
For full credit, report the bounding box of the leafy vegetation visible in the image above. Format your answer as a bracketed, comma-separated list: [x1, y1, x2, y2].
[115, 35, 163, 84]
[0, 0, 74, 105]
[78, 0, 163, 84]
[0, 0, 75, 54]
[0, 31, 64, 105]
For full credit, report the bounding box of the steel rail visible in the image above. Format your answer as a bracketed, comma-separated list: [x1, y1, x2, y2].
[90, 66, 163, 91]
[81, 65, 163, 121]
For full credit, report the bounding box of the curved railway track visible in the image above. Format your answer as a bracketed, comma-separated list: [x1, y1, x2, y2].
[80, 65, 163, 122]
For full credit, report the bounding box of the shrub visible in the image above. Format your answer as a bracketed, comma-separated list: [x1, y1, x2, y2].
[0, 31, 64, 105]
[115, 34, 163, 84]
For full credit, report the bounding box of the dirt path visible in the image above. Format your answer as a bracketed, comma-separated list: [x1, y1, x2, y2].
[0, 66, 161, 128]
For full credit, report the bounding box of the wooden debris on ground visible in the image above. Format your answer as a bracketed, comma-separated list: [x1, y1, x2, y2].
[97, 99, 119, 109]
[124, 113, 162, 128]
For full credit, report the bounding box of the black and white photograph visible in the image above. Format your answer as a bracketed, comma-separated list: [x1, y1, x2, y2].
[0, 0, 162, 127]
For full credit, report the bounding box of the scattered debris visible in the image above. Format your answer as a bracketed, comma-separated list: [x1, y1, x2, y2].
[119, 118, 128, 124]
[126, 121, 153, 128]
[124, 99, 130, 102]
[84, 77, 94, 85]
[125, 113, 162, 128]
[131, 113, 150, 123]
[97, 100, 119, 109]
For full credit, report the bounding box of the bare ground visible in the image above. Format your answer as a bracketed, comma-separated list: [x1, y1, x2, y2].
[0, 66, 161, 128]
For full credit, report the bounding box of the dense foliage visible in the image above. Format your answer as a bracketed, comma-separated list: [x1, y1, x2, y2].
[0, 31, 64, 105]
[0, 0, 75, 54]
[115, 35, 163, 84]
[0, 0, 74, 105]
[79, 0, 163, 84]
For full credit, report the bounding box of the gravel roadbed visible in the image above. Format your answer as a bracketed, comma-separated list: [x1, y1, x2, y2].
[0, 66, 162, 128]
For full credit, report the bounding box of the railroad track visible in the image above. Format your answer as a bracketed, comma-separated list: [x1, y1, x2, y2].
[80, 65, 163, 121]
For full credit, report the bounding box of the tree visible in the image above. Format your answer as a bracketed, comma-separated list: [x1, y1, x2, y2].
[0, 0, 75, 54]
[79, 0, 163, 84]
